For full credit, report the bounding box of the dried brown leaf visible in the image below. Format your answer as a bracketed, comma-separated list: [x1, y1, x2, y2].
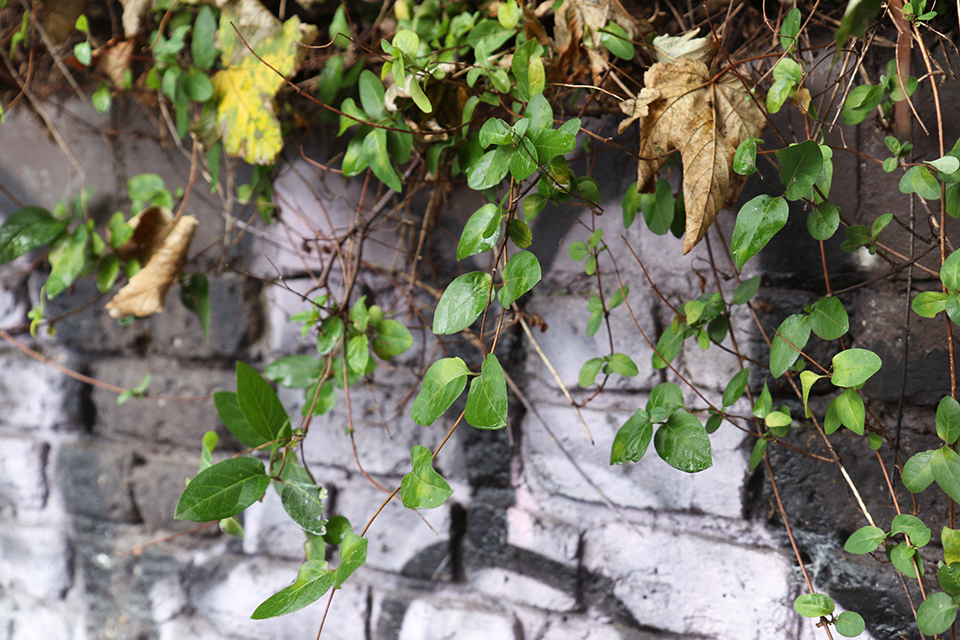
[106, 216, 198, 319]
[113, 206, 173, 263]
[630, 59, 765, 254]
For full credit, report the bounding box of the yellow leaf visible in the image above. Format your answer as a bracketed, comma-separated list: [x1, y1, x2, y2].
[629, 59, 766, 254]
[106, 216, 198, 318]
[213, 3, 317, 164]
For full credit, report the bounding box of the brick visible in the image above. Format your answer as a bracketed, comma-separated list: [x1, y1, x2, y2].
[0, 525, 72, 600]
[55, 439, 138, 523]
[0, 433, 49, 515]
[130, 454, 202, 532]
[398, 596, 520, 640]
[470, 567, 576, 611]
[0, 351, 82, 430]
[506, 495, 581, 565]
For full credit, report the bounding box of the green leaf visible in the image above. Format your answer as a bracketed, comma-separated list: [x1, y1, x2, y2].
[937, 396, 960, 444]
[333, 531, 367, 587]
[526, 94, 552, 133]
[585, 309, 603, 337]
[793, 593, 835, 617]
[831, 389, 864, 435]
[753, 382, 773, 419]
[74, 41, 92, 66]
[182, 68, 214, 102]
[940, 563, 960, 596]
[175, 457, 270, 521]
[465, 354, 508, 430]
[800, 370, 826, 418]
[653, 411, 712, 473]
[769, 314, 811, 378]
[531, 127, 577, 164]
[579, 357, 604, 388]
[600, 23, 634, 59]
[373, 318, 413, 359]
[213, 391, 268, 448]
[251, 559, 335, 619]
[652, 323, 687, 369]
[831, 349, 882, 388]
[264, 355, 322, 388]
[316, 316, 344, 355]
[236, 362, 287, 441]
[834, 611, 866, 638]
[844, 525, 886, 554]
[401, 445, 453, 508]
[722, 368, 750, 407]
[622, 182, 641, 228]
[731, 195, 789, 269]
[913, 291, 948, 317]
[934, 446, 960, 503]
[411, 357, 471, 426]
[916, 592, 958, 635]
[840, 225, 873, 252]
[524, 194, 548, 223]
[842, 84, 884, 125]
[280, 481, 328, 535]
[498, 251, 541, 307]
[512, 38, 545, 101]
[96, 254, 120, 292]
[467, 146, 513, 190]
[733, 136, 761, 176]
[92, 82, 112, 113]
[807, 296, 848, 340]
[944, 528, 960, 566]
[891, 513, 932, 547]
[346, 334, 370, 374]
[943, 250, 960, 291]
[733, 276, 761, 305]
[46, 225, 89, 299]
[647, 382, 686, 417]
[610, 410, 653, 464]
[900, 166, 941, 200]
[766, 58, 801, 114]
[608, 353, 638, 377]
[777, 140, 823, 201]
[358, 69, 385, 119]
[569, 241, 589, 261]
[871, 212, 893, 238]
[765, 410, 792, 428]
[363, 128, 402, 192]
[433, 271, 492, 335]
[192, 6, 219, 70]
[180, 273, 211, 340]
[643, 179, 675, 235]
[902, 449, 935, 493]
[300, 380, 337, 417]
[479, 118, 512, 148]
[748, 438, 767, 470]
[835, 0, 883, 48]
[780, 7, 801, 51]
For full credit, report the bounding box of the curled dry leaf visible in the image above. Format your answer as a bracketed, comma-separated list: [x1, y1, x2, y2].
[113, 206, 172, 262]
[652, 30, 717, 64]
[106, 215, 198, 318]
[626, 58, 766, 254]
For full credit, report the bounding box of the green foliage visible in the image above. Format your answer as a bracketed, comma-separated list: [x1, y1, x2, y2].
[401, 445, 453, 508]
[411, 357, 471, 426]
[174, 457, 270, 522]
[794, 592, 835, 617]
[731, 195, 788, 269]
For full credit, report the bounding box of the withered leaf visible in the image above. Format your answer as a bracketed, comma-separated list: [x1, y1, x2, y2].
[553, 0, 637, 82]
[113, 206, 172, 263]
[627, 59, 766, 254]
[106, 216, 198, 318]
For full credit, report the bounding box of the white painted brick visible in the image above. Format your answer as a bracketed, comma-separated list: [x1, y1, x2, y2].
[470, 567, 576, 611]
[0, 352, 79, 430]
[0, 525, 71, 600]
[506, 495, 581, 565]
[399, 597, 519, 640]
[0, 434, 48, 514]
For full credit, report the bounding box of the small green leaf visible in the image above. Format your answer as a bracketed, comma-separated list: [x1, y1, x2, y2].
[722, 368, 750, 407]
[280, 481, 328, 535]
[498, 251, 541, 307]
[401, 445, 453, 508]
[928, 155, 960, 175]
[842, 84, 884, 125]
[74, 41, 92, 66]
[433, 272, 492, 335]
[411, 357, 471, 426]
[46, 225, 89, 299]
[213, 391, 268, 448]
[733, 136, 761, 176]
[467, 146, 513, 190]
[769, 314, 811, 378]
[651, 322, 687, 369]
[600, 23, 634, 59]
[753, 382, 772, 419]
[800, 370, 826, 418]
[793, 593, 835, 617]
[316, 316, 344, 355]
[373, 318, 413, 359]
[647, 382, 685, 417]
[654, 411, 712, 473]
[808, 296, 848, 340]
[939, 563, 960, 596]
[182, 68, 214, 102]
[569, 241, 589, 261]
[891, 513, 932, 547]
[831, 388, 865, 435]
[96, 254, 120, 292]
[610, 410, 652, 464]
[607, 353, 638, 377]
[937, 396, 960, 444]
[363, 128, 402, 192]
[913, 291, 949, 317]
[733, 276, 761, 305]
[250, 559, 335, 619]
[916, 592, 958, 635]
[236, 362, 287, 441]
[777, 140, 823, 201]
[765, 410, 792, 428]
[479, 118, 512, 148]
[731, 195, 789, 269]
[622, 182, 641, 228]
[579, 357, 604, 388]
[748, 438, 768, 470]
[642, 179, 675, 235]
[92, 82, 112, 113]
[192, 6, 219, 70]
[831, 349, 882, 388]
[465, 354, 508, 430]
[766, 58, 801, 114]
[780, 7, 801, 51]
[943, 250, 960, 291]
[358, 69, 385, 118]
[180, 273, 211, 340]
[509, 219, 533, 249]
[902, 449, 935, 493]
[512, 38, 545, 101]
[834, 611, 866, 637]
[346, 334, 370, 374]
[844, 525, 886, 554]
[523, 193, 548, 223]
[585, 309, 603, 337]
[840, 225, 873, 252]
[899, 166, 941, 200]
[264, 355, 322, 388]
[175, 457, 270, 521]
[933, 446, 960, 503]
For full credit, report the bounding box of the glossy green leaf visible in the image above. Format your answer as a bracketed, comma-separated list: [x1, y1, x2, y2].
[834, 611, 866, 638]
[900, 166, 941, 200]
[213, 391, 268, 448]
[733, 276, 761, 305]
[807, 201, 839, 243]
[654, 411, 712, 473]
[888, 541, 920, 578]
[943, 250, 960, 291]
[316, 316, 344, 355]
[840, 225, 872, 252]
[933, 446, 960, 503]
[831, 349, 881, 388]
[753, 382, 772, 419]
[917, 592, 959, 635]
[607, 353, 638, 377]
[465, 354, 507, 430]
[902, 449, 935, 493]
[600, 23, 634, 59]
[808, 296, 848, 340]
[722, 368, 750, 407]
[793, 593, 835, 617]
[192, 6, 219, 70]
[733, 136, 761, 176]
[531, 127, 577, 164]
[363, 128, 402, 192]
[433, 271, 492, 335]
[780, 7, 801, 51]
[579, 357, 604, 388]
[175, 457, 269, 521]
[467, 146, 513, 190]
[622, 183, 641, 228]
[373, 318, 413, 359]
[96, 254, 120, 292]
[264, 355, 322, 388]
[358, 69, 385, 119]
[251, 560, 334, 619]
[748, 438, 767, 471]
[341, 129, 369, 176]
[652, 323, 687, 369]
[777, 140, 823, 201]
[401, 445, 453, 508]
[46, 225, 89, 299]
[937, 396, 960, 444]
[236, 362, 287, 441]
[765, 410, 792, 428]
[939, 563, 960, 596]
[346, 334, 370, 374]
[498, 251, 541, 307]
[411, 357, 471, 426]
[280, 480, 328, 535]
[766, 58, 801, 114]
[524, 193, 548, 223]
[647, 382, 685, 418]
[333, 531, 367, 587]
[844, 525, 886, 554]
[479, 118, 512, 148]
[769, 314, 811, 377]
[831, 388, 865, 435]
[800, 370, 826, 418]
[731, 195, 789, 269]
[642, 179, 675, 235]
[512, 38, 545, 100]
[610, 410, 652, 464]
[913, 291, 948, 317]
[891, 513, 932, 547]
